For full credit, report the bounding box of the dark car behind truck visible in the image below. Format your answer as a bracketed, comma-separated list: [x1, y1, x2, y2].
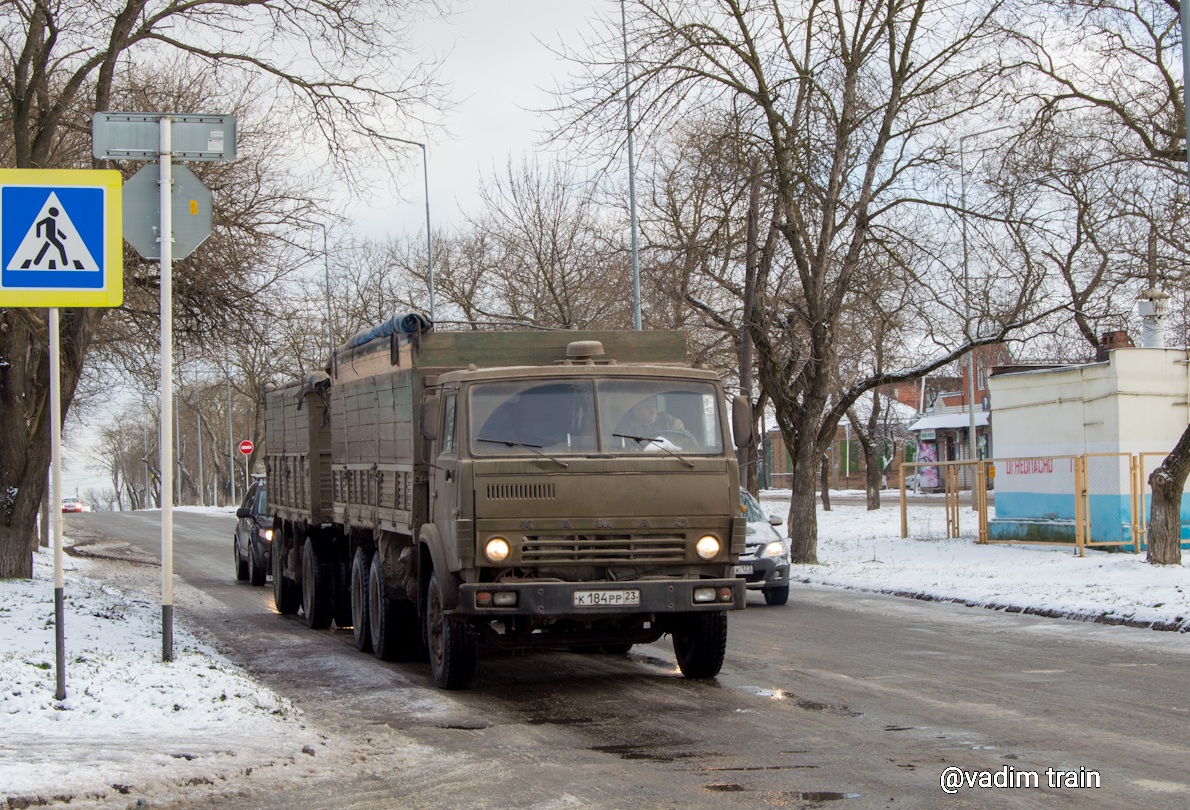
[265, 321, 752, 689]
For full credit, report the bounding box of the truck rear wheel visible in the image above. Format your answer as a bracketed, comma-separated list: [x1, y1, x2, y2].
[368, 554, 425, 661]
[272, 539, 300, 615]
[302, 537, 334, 630]
[671, 611, 727, 679]
[426, 571, 477, 690]
[351, 547, 373, 652]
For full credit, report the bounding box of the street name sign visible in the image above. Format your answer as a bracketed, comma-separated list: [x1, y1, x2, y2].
[0, 168, 123, 307]
[123, 164, 213, 260]
[93, 112, 236, 162]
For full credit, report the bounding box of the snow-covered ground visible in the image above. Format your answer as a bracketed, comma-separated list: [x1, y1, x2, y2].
[2, 493, 1187, 806]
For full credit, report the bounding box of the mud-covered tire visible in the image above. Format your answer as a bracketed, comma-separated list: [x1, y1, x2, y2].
[368, 554, 425, 661]
[351, 547, 373, 652]
[302, 537, 334, 630]
[234, 538, 248, 581]
[272, 538, 301, 614]
[763, 585, 789, 606]
[247, 540, 266, 586]
[426, 571, 477, 690]
[671, 612, 727, 679]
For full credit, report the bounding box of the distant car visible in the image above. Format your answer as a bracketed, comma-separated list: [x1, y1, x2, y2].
[233, 478, 273, 586]
[734, 488, 791, 605]
[61, 497, 89, 513]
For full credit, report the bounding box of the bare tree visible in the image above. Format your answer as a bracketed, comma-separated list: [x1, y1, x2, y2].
[563, 1, 1055, 563]
[1010, 0, 1189, 564]
[0, 0, 446, 577]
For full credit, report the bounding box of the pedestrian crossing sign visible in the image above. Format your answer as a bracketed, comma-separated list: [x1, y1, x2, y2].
[0, 168, 122, 307]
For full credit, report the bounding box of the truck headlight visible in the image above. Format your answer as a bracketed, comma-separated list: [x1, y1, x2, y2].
[761, 540, 785, 559]
[695, 535, 721, 560]
[484, 537, 510, 563]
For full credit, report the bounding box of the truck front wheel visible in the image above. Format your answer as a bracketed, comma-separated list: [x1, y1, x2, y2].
[671, 611, 727, 679]
[426, 571, 477, 690]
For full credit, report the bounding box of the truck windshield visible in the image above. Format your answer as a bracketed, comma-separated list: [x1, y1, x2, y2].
[469, 378, 724, 456]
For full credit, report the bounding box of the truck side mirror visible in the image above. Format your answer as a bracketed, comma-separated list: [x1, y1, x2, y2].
[420, 394, 439, 442]
[732, 395, 753, 449]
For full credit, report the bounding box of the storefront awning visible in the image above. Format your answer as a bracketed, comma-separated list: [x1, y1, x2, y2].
[907, 411, 990, 432]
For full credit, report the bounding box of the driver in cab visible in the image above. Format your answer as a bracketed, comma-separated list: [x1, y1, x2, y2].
[616, 395, 684, 438]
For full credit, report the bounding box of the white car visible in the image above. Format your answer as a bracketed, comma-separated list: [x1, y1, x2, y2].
[61, 497, 90, 513]
[734, 489, 791, 605]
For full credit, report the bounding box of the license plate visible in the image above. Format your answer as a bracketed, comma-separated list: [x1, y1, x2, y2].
[733, 564, 754, 575]
[573, 589, 641, 607]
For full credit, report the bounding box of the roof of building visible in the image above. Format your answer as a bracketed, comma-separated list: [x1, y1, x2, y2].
[907, 411, 990, 432]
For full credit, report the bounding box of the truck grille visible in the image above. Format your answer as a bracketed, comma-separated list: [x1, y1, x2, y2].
[521, 535, 686, 564]
[487, 483, 556, 501]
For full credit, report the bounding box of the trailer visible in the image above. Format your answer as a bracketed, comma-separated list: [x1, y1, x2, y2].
[264, 319, 750, 689]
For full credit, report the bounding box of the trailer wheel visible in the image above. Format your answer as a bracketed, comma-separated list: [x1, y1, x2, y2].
[351, 547, 373, 652]
[671, 611, 727, 679]
[333, 559, 353, 629]
[302, 537, 334, 629]
[272, 539, 300, 615]
[426, 571, 477, 690]
[368, 554, 425, 661]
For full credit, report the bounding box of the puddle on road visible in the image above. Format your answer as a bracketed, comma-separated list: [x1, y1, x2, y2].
[739, 687, 863, 717]
[526, 716, 595, 726]
[703, 783, 747, 792]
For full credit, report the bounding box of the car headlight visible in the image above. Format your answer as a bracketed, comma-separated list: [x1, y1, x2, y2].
[695, 535, 721, 560]
[258, 528, 274, 542]
[485, 537, 511, 563]
[761, 540, 785, 559]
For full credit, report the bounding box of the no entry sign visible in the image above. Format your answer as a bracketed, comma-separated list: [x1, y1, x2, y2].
[239, 439, 254, 455]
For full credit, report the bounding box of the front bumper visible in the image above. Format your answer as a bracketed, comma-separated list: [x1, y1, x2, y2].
[735, 556, 790, 591]
[458, 577, 746, 616]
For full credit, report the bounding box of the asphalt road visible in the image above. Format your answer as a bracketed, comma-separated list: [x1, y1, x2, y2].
[66, 510, 1190, 809]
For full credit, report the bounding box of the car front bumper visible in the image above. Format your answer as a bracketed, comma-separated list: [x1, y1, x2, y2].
[735, 556, 791, 591]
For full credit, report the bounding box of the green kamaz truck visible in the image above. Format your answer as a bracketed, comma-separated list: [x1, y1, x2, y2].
[264, 319, 750, 689]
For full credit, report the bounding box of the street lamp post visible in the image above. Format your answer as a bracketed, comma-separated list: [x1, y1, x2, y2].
[959, 125, 1012, 475]
[391, 137, 434, 322]
[621, 0, 642, 330]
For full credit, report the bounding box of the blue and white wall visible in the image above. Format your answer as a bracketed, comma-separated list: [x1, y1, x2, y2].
[987, 349, 1190, 546]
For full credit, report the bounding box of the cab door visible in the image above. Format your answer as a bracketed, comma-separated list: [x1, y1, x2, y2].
[430, 392, 460, 531]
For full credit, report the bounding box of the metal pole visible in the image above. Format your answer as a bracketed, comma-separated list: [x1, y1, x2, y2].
[421, 143, 434, 322]
[49, 307, 66, 700]
[320, 223, 334, 362]
[143, 421, 149, 509]
[159, 116, 175, 662]
[622, 0, 641, 330]
[195, 369, 203, 508]
[390, 137, 434, 321]
[960, 138, 977, 474]
[1183, 3, 1190, 200]
[227, 374, 234, 506]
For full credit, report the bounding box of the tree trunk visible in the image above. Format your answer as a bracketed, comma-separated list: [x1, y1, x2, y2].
[866, 459, 882, 511]
[1146, 424, 1190, 565]
[789, 451, 821, 564]
[818, 454, 831, 512]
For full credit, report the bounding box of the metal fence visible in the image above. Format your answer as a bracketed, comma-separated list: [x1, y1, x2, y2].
[897, 453, 1181, 556]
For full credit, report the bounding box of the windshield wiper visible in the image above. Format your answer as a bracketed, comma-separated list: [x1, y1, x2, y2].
[612, 433, 695, 468]
[477, 437, 569, 468]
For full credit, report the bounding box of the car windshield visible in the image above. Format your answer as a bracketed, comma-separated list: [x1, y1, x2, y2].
[254, 484, 267, 514]
[468, 378, 724, 456]
[739, 489, 765, 522]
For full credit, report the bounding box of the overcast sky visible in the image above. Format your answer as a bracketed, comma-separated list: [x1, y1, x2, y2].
[352, 0, 613, 237]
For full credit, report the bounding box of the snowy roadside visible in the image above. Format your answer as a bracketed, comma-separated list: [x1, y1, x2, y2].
[760, 489, 1190, 632]
[0, 541, 323, 807]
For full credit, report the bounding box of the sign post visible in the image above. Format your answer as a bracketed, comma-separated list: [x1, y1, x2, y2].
[94, 111, 236, 663]
[240, 439, 253, 494]
[0, 167, 123, 699]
